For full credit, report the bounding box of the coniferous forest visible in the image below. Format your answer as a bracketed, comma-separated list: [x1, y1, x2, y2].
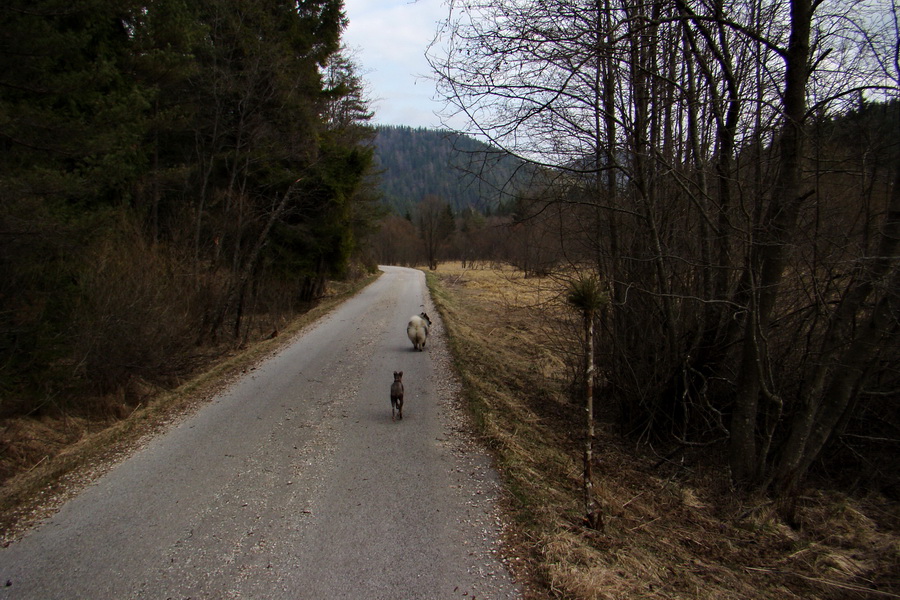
[0, 0, 377, 417]
[371, 125, 529, 216]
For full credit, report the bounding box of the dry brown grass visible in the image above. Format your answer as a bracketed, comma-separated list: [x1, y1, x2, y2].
[426, 261, 900, 600]
[0, 274, 379, 543]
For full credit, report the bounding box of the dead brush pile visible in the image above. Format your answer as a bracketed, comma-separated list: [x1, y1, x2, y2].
[426, 261, 899, 600]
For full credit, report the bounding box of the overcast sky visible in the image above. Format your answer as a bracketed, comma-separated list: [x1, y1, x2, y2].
[341, 0, 451, 129]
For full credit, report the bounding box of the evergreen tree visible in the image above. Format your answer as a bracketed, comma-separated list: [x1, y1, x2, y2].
[0, 0, 379, 411]
[0, 0, 154, 403]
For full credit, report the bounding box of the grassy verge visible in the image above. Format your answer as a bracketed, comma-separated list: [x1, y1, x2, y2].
[0, 273, 379, 542]
[426, 262, 898, 600]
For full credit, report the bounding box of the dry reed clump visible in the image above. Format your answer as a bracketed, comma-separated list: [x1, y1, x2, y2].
[0, 416, 107, 483]
[427, 261, 899, 600]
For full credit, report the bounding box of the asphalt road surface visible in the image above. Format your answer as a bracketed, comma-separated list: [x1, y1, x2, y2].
[0, 266, 521, 599]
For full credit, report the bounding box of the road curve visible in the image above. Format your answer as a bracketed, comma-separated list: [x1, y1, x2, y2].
[0, 266, 521, 600]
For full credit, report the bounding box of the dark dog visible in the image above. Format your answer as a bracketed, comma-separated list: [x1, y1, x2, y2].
[390, 371, 404, 421]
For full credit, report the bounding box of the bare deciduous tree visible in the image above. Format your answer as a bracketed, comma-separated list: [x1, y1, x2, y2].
[417, 195, 455, 270]
[430, 0, 899, 496]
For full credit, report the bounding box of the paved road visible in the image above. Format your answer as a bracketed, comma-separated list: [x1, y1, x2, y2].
[0, 266, 521, 599]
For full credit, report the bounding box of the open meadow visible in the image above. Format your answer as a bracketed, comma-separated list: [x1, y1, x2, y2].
[426, 261, 899, 600]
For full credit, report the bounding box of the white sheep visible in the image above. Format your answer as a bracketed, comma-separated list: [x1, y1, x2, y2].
[407, 312, 432, 351]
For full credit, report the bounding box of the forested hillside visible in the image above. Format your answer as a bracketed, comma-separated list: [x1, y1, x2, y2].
[0, 0, 376, 420]
[372, 125, 527, 215]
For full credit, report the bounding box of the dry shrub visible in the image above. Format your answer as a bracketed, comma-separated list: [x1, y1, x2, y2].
[427, 261, 899, 600]
[71, 221, 209, 401]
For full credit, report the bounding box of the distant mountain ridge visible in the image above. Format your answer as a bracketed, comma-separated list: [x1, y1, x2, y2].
[371, 125, 525, 215]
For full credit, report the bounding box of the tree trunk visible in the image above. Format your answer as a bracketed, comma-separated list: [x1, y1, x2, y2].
[212, 179, 301, 340]
[730, 0, 812, 486]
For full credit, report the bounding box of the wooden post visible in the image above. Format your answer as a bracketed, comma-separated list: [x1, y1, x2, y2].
[583, 306, 600, 529]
